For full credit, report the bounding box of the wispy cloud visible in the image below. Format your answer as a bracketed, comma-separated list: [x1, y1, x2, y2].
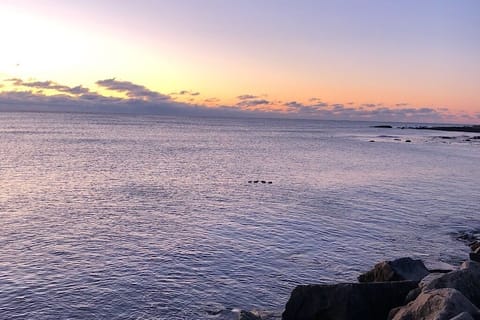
[7, 78, 91, 95]
[204, 97, 220, 103]
[96, 78, 170, 101]
[171, 90, 200, 96]
[237, 94, 259, 100]
[236, 99, 271, 109]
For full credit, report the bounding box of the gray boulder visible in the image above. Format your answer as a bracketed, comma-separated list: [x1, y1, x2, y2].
[470, 247, 480, 262]
[388, 288, 480, 320]
[423, 261, 480, 307]
[420, 273, 446, 290]
[470, 241, 480, 252]
[282, 281, 418, 320]
[358, 257, 429, 282]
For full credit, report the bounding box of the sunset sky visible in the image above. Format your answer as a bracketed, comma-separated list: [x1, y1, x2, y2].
[0, 0, 479, 123]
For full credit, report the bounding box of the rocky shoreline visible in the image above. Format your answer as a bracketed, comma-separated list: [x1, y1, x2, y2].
[220, 239, 480, 320]
[371, 124, 480, 133]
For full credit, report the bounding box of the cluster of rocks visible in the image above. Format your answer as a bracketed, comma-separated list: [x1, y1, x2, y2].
[214, 234, 480, 320]
[282, 257, 480, 320]
[369, 139, 411, 143]
[248, 180, 273, 184]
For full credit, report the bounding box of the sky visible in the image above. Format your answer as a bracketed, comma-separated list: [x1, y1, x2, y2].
[0, 0, 479, 123]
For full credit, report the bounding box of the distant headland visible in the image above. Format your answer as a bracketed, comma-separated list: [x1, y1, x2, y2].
[371, 124, 480, 133]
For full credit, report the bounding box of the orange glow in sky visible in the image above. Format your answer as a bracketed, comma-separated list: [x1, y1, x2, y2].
[0, 1, 479, 123]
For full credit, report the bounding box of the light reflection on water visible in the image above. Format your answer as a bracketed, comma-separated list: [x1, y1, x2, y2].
[0, 113, 479, 319]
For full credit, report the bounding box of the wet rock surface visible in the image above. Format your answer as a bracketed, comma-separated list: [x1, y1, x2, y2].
[282, 281, 418, 320]
[388, 288, 480, 320]
[358, 257, 429, 283]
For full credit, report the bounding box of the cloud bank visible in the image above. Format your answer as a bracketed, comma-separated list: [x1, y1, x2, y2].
[0, 77, 474, 124]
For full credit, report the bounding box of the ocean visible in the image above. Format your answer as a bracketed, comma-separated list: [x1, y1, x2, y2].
[1, 112, 479, 319]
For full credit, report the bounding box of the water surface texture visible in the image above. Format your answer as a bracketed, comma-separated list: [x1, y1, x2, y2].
[1, 113, 479, 319]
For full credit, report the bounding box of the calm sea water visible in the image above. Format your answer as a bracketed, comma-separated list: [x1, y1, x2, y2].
[1, 112, 479, 319]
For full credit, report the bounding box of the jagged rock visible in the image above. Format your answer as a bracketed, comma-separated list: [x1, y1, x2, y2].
[419, 273, 445, 290]
[423, 261, 480, 307]
[239, 311, 262, 320]
[470, 251, 480, 263]
[470, 241, 480, 252]
[450, 312, 475, 320]
[425, 261, 456, 273]
[388, 288, 480, 320]
[405, 287, 421, 304]
[282, 281, 418, 320]
[358, 257, 429, 283]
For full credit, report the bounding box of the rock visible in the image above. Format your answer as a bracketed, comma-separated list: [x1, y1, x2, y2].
[419, 273, 445, 290]
[455, 230, 480, 243]
[425, 261, 456, 274]
[282, 281, 418, 320]
[358, 257, 429, 283]
[253, 180, 259, 183]
[423, 260, 480, 307]
[405, 140, 412, 143]
[470, 241, 480, 252]
[369, 140, 375, 142]
[261, 181, 266, 184]
[450, 312, 475, 320]
[470, 252, 480, 263]
[404, 287, 421, 304]
[388, 288, 480, 320]
[372, 125, 393, 128]
[267, 181, 273, 184]
[239, 311, 262, 320]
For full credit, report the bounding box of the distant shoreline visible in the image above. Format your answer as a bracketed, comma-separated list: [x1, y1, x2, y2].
[372, 124, 480, 133]
[413, 125, 480, 133]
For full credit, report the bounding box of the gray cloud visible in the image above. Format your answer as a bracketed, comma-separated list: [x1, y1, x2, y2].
[237, 94, 259, 100]
[96, 78, 170, 101]
[204, 97, 220, 103]
[7, 78, 91, 95]
[171, 90, 200, 96]
[236, 99, 270, 108]
[284, 101, 305, 109]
